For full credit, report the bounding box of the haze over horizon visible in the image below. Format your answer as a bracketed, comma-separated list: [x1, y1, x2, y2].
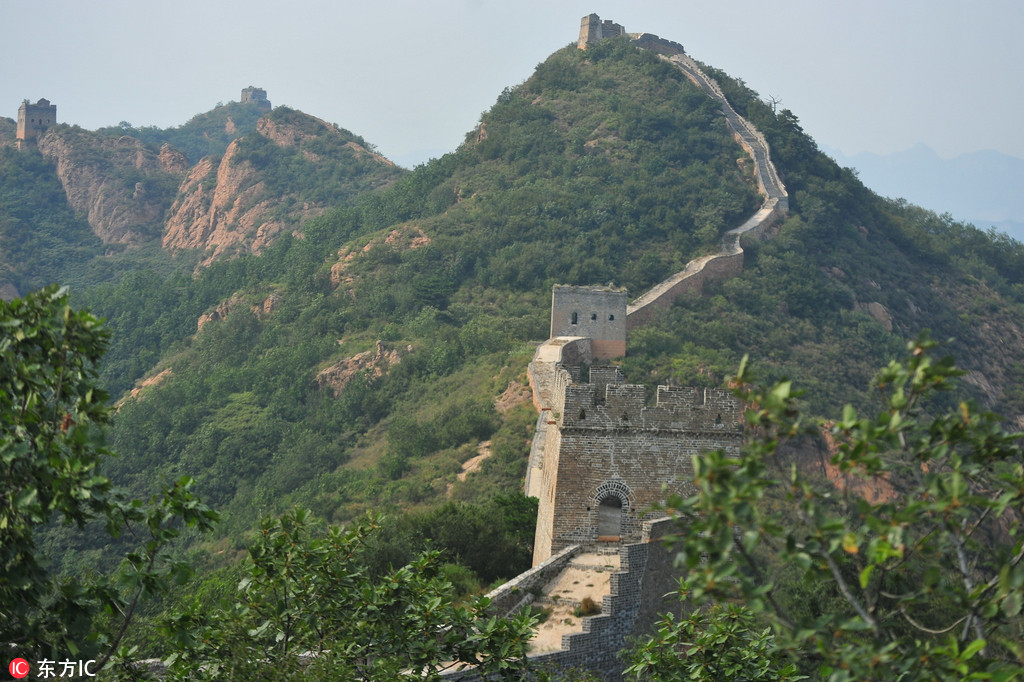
[3, 1, 1022, 167]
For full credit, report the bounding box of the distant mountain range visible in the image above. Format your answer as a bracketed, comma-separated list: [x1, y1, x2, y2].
[825, 143, 1024, 241]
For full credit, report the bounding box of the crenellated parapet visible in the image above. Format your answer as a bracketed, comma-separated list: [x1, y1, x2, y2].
[532, 361, 743, 565]
[529, 10, 784, 569]
[578, 13, 626, 49]
[558, 373, 741, 434]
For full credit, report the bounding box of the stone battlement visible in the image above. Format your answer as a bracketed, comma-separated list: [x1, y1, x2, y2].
[578, 13, 626, 49]
[555, 367, 741, 432]
[550, 285, 626, 360]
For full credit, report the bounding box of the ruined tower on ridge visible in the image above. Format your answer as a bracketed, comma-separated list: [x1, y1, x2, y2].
[577, 13, 686, 56]
[240, 86, 272, 112]
[577, 13, 626, 49]
[16, 98, 56, 150]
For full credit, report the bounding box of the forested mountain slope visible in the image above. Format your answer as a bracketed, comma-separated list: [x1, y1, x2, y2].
[10, 38, 1024, 588]
[87, 40, 764, 536]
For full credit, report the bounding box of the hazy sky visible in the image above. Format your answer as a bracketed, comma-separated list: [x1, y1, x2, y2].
[3, 0, 1023, 168]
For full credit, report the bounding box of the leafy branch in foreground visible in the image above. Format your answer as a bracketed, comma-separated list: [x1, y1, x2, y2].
[0, 286, 217, 666]
[158, 508, 538, 681]
[663, 334, 1024, 681]
[623, 585, 805, 681]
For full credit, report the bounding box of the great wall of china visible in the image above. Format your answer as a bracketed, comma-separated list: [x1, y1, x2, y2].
[444, 15, 790, 681]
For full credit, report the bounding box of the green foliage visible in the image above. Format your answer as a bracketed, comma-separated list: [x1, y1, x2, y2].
[0, 147, 104, 293]
[664, 336, 1024, 680]
[229, 107, 403, 210]
[156, 508, 538, 680]
[9, 41, 1024, 680]
[0, 286, 217, 667]
[98, 101, 265, 164]
[624, 594, 804, 681]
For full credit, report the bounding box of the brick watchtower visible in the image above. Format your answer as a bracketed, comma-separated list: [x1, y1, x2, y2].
[240, 87, 272, 112]
[16, 98, 56, 150]
[550, 285, 626, 360]
[578, 13, 626, 49]
[532, 366, 743, 565]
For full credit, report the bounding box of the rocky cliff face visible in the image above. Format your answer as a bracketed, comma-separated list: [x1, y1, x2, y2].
[162, 139, 286, 262]
[163, 109, 401, 265]
[4, 107, 400, 268]
[37, 128, 187, 244]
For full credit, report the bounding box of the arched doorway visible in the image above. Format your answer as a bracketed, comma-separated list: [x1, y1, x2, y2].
[597, 495, 623, 541]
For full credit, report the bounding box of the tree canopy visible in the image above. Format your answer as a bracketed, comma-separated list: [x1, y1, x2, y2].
[652, 336, 1024, 681]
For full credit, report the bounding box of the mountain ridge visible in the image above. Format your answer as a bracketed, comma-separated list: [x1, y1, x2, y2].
[4, 34, 1023, 589]
[826, 143, 1024, 240]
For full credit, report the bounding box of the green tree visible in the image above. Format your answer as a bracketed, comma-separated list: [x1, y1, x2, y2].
[160, 508, 538, 680]
[663, 335, 1024, 681]
[624, 585, 804, 681]
[0, 286, 217, 665]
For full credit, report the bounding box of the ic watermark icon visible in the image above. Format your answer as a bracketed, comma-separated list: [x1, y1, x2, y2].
[8, 659, 30, 679]
[8, 658, 97, 678]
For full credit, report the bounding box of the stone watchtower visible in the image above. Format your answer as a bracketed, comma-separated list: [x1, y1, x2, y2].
[550, 285, 626, 360]
[577, 13, 626, 49]
[16, 98, 56, 150]
[240, 86, 272, 112]
[532, 367, 743, 565]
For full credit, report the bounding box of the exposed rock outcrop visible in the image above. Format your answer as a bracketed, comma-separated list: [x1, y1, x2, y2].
[163, 110, 400, 266]
[316, 341, 404, 396]
[158, 143, 189, 175]
[163, 139, 290, 263]
[329, 225, 431, 293]
[196, 293, 244, 332]
[117, 368, 173, 407]
[856, 301, 894, 332]
[195, 290, 285, 332]
[37, 128, 188, 244]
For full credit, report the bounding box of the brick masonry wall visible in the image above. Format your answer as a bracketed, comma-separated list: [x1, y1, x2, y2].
[484, 544, 582, 617]
[17, 100, 57, 141]
[551, 286, 627, 360]
[443, 518, 685, 681]
[534, 369, 742, 563]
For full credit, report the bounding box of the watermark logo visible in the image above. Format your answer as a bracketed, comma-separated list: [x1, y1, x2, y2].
[7, 658, 96, 678]
[8, 658, 30, 679]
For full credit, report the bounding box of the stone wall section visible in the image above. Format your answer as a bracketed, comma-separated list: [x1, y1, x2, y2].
[507, 17, 791, 679]
[481, 544, 582, 619]
[525, 336, 592, 498]
[625, 51, 789, 329]
[578, 13, 626, 49]
[443, 518, 683, 681]
[16, 98, 56, 150]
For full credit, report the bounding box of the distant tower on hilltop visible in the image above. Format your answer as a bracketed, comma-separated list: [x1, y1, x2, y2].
[16, 98, 56, 150]
[578, 13, 625, 49]
[240, 86, 272, 112]
[578, 14, 685, 55]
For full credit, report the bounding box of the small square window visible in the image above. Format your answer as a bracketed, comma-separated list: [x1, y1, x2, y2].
[608, 314, 615, 321]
